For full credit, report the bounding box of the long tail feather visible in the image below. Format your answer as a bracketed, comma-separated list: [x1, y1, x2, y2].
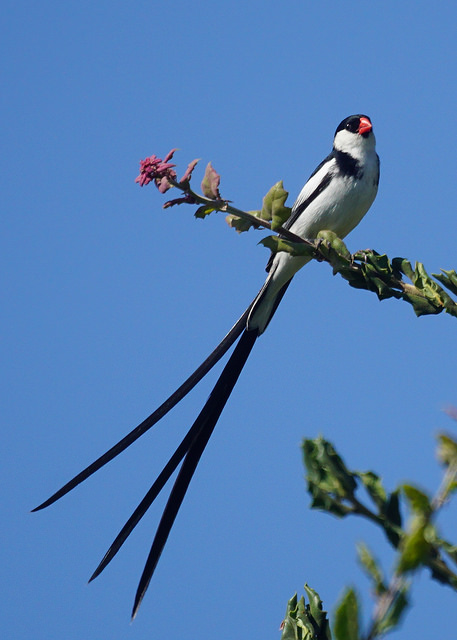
[32, 307, 251, 512]
[131, 329, 258, 619]
[89, 405, 210, 581]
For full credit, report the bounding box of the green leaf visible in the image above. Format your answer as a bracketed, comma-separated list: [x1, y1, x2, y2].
[391, 257, 414, 281]
[433, 269, 457, 296]
[194, 204, 217, 218]
[382, 490, 403, 548]
[403, 262, 447, 316]
[303, 584, 331, 637]
[280, 594, 301, 640]
[280, 589, 331, 640]
[303, 437, 357, 517]
[259, 235, 315, 259]
[384, 490, 402, 528]
[333, 587, 360, 640]
[437, 433, 457, 468]
[356, 542, 386, 595]
[356, 471, 387, 509]
[390, 259, 457, 317]
[225, 181, 292, 234]
[397, 517, 433, 573]
[261, 181, 292, 230]
[225, 210, 262, 233]
[402, 484, 432, 517]
[369, 276, 394, 299]
[316, 230, 352, 260]
[402, 291, 442, 317]
[366, 252, 392, 275]
[359, 253, 400, 301]
[314, 231, 354, 275]
[200, 162, 221, 199]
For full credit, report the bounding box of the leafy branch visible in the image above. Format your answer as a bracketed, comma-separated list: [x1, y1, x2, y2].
[136, 149, 457, 319]
[280, 417, 457, 640]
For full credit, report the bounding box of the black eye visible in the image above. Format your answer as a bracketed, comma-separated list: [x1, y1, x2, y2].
[345, 119, 359, 133]
[335, 115, 365, 137]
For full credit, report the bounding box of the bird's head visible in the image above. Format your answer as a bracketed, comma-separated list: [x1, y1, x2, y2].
[333, 114, 376, 157]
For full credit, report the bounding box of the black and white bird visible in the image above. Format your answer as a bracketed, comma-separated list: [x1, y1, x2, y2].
[34, 114, 380, 618]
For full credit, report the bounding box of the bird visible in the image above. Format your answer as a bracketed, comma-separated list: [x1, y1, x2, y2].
[33, 114, 380, 619]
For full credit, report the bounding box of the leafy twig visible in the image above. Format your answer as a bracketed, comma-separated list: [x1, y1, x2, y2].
[136, 150, 457, 320]
[301, 424, 457, 639]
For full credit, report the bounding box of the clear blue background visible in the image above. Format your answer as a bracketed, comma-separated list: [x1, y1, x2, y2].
[3, 1, 457, 638]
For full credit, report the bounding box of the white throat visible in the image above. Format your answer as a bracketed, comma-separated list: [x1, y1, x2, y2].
[333, 129, 377, 162]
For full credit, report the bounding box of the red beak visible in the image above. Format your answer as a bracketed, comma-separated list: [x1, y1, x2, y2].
[358, 116, 372, 135]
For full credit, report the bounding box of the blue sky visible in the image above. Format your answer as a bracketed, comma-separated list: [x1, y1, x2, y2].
[3, 1, 457, 638]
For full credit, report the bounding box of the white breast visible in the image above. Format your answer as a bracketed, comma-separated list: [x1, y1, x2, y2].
[247, 145, 379, 333]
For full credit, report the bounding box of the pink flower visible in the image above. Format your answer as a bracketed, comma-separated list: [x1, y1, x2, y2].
[135, 149, 178, 193]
